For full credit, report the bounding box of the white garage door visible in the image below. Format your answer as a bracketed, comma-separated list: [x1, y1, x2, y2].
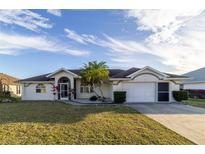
[123, 82, 156, 103]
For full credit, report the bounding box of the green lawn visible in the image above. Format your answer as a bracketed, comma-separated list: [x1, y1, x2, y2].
[183, 98, 205, 108]
[0, 102, 193, 144]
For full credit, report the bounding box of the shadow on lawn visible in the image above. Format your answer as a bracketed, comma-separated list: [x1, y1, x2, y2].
[0, 102, 140, 124]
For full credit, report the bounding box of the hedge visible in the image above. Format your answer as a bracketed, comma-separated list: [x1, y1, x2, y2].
[113, 91, 126, 103]
[172, 91, 189, 102]
[185, 90, 205, 99]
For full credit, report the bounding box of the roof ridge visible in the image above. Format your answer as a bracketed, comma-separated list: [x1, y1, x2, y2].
[0, 72, 19, 80]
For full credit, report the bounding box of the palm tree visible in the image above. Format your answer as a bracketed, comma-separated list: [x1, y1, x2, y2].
[80, 61, 109, 99]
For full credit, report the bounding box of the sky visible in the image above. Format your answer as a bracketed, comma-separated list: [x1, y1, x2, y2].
[0, 9, 205, 78]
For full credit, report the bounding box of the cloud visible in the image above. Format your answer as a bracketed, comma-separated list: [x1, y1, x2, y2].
[47, 9, 62, 17]
[101, 34, 205, 73]
[0, 32, 90, 56]
[126, 10, 204, 44]
[104, 9, 205, 73]
[0, 10, 52, 32]
[64, 28, 97, 45]
[64, 10, 205, 73]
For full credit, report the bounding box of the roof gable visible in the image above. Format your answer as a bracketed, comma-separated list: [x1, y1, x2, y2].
[127, 66, 169, 79]
[46, 68, 79, 78]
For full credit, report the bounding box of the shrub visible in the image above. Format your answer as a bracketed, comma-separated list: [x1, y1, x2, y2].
[186, 90, 205, 99]
[0, 91, 19, 103]
[0, 96, 18, 103]
[3, 91, 11, 97]
[0, 91, 11, 97]
[172, 91, 189, 102]
[89, 95, 98, 101]
[113, 91, 126, 104]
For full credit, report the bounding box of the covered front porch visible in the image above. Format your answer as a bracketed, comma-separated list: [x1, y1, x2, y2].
[48, 68, 113, 101]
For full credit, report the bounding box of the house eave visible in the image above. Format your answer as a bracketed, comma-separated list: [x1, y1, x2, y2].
[19, 81, 55, 84]
[46, 68, 79, 78]
[183, 80, 205, 84]
[109, 78, 131, 81]
[164, 78, 190, 80]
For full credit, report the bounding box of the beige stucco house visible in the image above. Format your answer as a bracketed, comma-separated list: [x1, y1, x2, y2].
[0, 73, 21, 97]
[19, 66, 188, 103]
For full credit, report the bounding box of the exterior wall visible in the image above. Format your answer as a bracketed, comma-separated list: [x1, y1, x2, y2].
[169, 82, 180, 102]
[113, 73, 180, 102]
[76, 79, 113, 99]
[21, 83, 54, 100]
[52, 71, 75, 100]
[8, 85, 22, 97]
[113, 74, 160, 91]
[129, 69, 165, 79]
[183, 82, 205, 90]
[53, 71, 75, 89]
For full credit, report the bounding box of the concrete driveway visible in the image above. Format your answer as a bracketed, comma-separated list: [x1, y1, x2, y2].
[127, 103, 205, 144]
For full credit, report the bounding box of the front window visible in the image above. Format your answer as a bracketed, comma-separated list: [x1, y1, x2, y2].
[16, 85, 21, 94]
[80, 84, 93, 93]
[3, 84, 9, 91]
[36, 84, 46, 93]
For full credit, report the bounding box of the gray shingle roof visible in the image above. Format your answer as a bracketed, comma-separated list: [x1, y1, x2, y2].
[19, 73, 53, 82]
[165, 73, 188, 79]
[183, 67, 205, 82]
[19, 69, 124, 82]
[0, 73, 20, 85]
[19, 67, 187, 82]
[111, 67, 140, 78]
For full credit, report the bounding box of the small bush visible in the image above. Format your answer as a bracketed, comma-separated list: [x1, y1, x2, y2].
[89, 95, 98, 101]
[3, 91, 11, 97]
[0, 91, 11, 98]
[113, 91, 126, 104]
[0, 92, 19, 103]
[172, 91, 189, 102]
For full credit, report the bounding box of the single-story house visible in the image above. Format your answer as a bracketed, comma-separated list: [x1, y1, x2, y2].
[183, 67, 205, 90]
[19, 66, 188, 103]
[0, 73, 22, 97]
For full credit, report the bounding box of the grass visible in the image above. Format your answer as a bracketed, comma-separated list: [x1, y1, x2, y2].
[183, 98, 205, 108]
[0, 101, 193, 145]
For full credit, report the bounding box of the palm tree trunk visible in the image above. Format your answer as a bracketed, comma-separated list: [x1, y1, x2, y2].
[93, 83, 100, 97]
[99, 86, 104, 98]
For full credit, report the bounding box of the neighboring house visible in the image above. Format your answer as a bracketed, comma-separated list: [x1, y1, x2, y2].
[0, 73, 22, 97]
[183, 67, 205, 90]
[19, 66, 188, 103]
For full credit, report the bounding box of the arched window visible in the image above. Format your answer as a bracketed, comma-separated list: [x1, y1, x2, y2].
[36, 84, 46, 93]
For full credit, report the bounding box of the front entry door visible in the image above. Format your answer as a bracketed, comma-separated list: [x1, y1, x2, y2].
[60, 83, 69, 100]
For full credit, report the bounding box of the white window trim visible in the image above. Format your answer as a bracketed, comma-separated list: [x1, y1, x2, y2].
[16, 85, 21, 94]
[80, 85, 93, 93]
[36, 84, 46, 93]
